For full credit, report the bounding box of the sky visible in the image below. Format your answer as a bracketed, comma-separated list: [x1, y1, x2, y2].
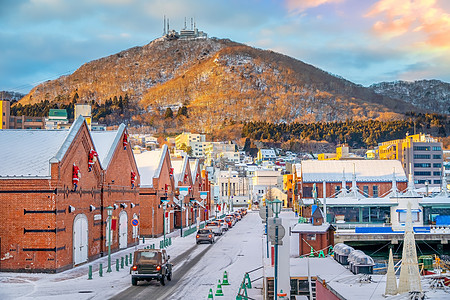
[1, 0, 450, 94]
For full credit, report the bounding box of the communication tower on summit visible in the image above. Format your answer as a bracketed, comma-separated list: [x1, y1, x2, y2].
[162, 16, 207, 40]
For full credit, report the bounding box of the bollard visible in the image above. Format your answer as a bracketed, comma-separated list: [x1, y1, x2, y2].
[241, 282, 248, 298]
[160, 240, 163, 248]
[169, 237, 172, 245]
[143, 237, 145, 244]
[129, 253, 132, 264]
[88, 265, 93, 280]
[125, 254, 129, 266]
[116, 259, 120, 271]
[99, 263, 103, 277]
[121, 257, 124, 269]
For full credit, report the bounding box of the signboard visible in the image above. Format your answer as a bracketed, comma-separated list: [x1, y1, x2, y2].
[268, 221, 285, 245]
[259, 206, 273, 220]
[131, 218, 139, 227]
[94, 214, 102, 221]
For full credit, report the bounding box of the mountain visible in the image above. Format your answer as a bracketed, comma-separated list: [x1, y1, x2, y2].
[19, 37, 418, 133]
[369, 80, 450, 114]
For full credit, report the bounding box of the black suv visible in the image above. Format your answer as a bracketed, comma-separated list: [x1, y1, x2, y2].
[130, 249, 173, 286]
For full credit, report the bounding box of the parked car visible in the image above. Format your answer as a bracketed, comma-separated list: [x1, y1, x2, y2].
[205, 221, 223, 236]
[233, 212, 242, 221]
[130, 249, 172, 286]
[196, 228, 215, 244]
[239, 208, 248, 216]
[224, 216, 235, 228]
[216, 219, 229, 232]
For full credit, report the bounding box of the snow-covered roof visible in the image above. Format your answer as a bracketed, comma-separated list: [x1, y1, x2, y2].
[260, 149, 276, 157]
[189, 159, 199, 183]
[300, 160, 407, 182]
[90, 124, 126, 169]
[171, 156, 188, 188]
[317, 197, 397, 206]
[134, 145, 167, 188]
[0, 117, 85, 178]
[291, 223, 334, 233]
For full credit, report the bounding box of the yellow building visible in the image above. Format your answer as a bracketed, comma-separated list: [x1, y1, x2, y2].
[318, 145, 361, 160]
[0, 100, 10, 129]
[377, 133, 443, 187]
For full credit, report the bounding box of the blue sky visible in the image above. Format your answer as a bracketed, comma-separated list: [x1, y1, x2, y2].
[1, 0, 449, 94]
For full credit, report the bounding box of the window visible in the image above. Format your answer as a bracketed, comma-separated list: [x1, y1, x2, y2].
[434, 180, 442, 184]
[433, 163, 442, 168]
[306, 234, 316, 241]
[373, 186, 379, 198]
[414, 154, 431, 159]
[434, 171, 441, 176]
[303, 187, 313, 198]
[414, 171, 431, 176]
[415, 180, 427, 184]
[433, 155, 442, 159]
[432, 146, 442, 151]
[363, 186, 369, 197]
[414, 163, 431, 168]
[335, 186, 341, 193]
[414, 146, 430, 151]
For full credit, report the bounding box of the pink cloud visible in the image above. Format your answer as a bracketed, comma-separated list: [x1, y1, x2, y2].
[286, 0, 344, 13]
[366, 0, 450, 48]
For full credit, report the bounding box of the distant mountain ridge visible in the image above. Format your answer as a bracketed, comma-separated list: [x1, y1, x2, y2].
[369, 80, 450, 114]
[17, 37, 432, 133]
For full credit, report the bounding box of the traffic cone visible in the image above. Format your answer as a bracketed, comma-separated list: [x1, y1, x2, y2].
[222, 271, 230, 285]
[215, 279, 224, 296]
[207, 288, 214, 299]
[318, 250, 325, 258]
[309, 247, 315, 257]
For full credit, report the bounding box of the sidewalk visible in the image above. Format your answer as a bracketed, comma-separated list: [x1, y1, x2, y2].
[0, 225, 200, 300]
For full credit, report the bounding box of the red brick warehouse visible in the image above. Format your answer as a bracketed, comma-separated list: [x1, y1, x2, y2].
[0, 117, 139, 272]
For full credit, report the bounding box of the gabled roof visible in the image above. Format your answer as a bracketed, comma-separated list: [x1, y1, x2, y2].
[134, 145, 168, 188]
[91, 124, 126, 169]
[291, 223, 335, 233]
[312, 207, 324, 219]
[0, 117, 85, 178]
[300, 160, 407, 183]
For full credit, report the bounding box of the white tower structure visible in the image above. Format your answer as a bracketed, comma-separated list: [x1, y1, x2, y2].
[397, 202, 422, 293]
[336, 169, 349, 198]
[385, 248, 398, 295]
[348, 165, 364, 198]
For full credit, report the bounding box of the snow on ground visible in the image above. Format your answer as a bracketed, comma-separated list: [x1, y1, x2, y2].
[0, 211, 265, 300]
[0, 226, 197, 300]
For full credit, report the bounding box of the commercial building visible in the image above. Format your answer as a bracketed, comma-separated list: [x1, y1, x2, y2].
[377, 133, 443, 188]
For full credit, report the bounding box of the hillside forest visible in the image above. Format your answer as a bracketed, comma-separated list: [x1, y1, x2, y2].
[9, 97, 450, 151]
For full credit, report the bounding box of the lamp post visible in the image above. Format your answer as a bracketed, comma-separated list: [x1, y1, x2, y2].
[106, 205, 113, 273]
[271, 197, 282, 300]
[179, 187, 189, 237]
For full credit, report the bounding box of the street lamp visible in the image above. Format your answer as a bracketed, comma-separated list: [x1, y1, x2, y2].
[106, 205, 113, 273]
[179, 187, 189, 237]
[271, 197, 282, 300]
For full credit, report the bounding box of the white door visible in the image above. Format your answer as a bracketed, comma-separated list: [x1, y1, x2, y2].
[119, 212, 128, 249]
[73, 214, 88, 265]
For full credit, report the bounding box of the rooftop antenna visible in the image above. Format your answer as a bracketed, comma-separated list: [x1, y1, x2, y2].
[167, 18, 170, 33]
[191, 17, 193, 30]
[184, 17, 187, 30]
[163, 15, 166, 35]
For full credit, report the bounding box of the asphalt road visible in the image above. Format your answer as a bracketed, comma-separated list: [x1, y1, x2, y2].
[110, 237, 220, 300]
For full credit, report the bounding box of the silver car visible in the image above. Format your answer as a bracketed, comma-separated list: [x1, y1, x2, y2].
[196, 229, 215, 244]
